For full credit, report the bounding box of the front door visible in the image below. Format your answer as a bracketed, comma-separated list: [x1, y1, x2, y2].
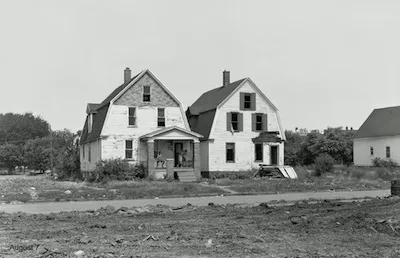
[174, 143, 183, 167]
[270, 146, 278, 165]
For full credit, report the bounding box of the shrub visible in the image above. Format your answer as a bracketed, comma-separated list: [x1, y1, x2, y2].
[372, 157, 399, 168]
[314, 154, 335, 176]
[94, 159, 146, 182]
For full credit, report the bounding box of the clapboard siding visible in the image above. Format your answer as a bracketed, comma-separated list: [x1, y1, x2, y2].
[354, 136, 400, 166]
[80, 139, 101, 172]
[200, 141, 209, 171]
[206, 80, 284, 171]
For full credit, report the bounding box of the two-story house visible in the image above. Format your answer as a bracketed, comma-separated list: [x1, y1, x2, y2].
[80, 68, 202, 181]
[186, 71, 286, 176]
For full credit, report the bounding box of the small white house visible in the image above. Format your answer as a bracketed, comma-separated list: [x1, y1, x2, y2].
[186, 71, 286, 176]
[80, 68, 202, 180]
[353, 105, 400, 166]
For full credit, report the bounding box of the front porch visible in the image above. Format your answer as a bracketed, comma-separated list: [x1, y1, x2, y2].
[139, 126, 203, 181]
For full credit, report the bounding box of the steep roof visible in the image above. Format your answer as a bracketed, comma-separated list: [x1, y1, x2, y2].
[188, 78, 246, 115]
[354, 105, 400, 139]
[80, 71, 142, 144]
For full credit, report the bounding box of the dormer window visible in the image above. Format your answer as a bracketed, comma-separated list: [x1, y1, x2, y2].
[143, 86, 151, 102]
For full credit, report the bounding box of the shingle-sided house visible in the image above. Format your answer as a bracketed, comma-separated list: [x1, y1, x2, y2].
[353, 105, 400, 166]
[80, 68, 202, 180]
[186, 71, 286, 176]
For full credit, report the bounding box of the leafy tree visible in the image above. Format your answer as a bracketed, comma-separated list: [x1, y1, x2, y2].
[52, 129, 81, 180]
[284, 130, 304, 166]
[0, 144, 23, 174]
[24, 138, 51, 173]
[0, 112, 50, 145]
[298, 130, 326, 165]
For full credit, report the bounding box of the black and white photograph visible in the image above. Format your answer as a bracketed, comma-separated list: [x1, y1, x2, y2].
[0, 1, 400, 257]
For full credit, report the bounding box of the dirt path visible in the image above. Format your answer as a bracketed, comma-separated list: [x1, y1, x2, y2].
[0, 189, 390, 214]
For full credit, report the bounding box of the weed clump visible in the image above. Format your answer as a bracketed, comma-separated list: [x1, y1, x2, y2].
[314, 154, 335, 176]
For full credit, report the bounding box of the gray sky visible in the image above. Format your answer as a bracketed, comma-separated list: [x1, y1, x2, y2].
[1, 0, 399, 133]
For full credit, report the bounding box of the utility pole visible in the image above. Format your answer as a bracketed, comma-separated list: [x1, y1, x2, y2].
[50, 130, 53, 176]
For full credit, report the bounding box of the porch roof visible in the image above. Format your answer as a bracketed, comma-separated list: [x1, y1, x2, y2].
[139, 126, 203, 141]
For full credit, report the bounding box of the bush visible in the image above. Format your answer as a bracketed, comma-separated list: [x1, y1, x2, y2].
[372, 157, 399, 168]
[93, 159, 146, 182]
[314, 154, 335, 176]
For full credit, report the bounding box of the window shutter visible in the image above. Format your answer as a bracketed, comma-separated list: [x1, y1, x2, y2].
[251, 93, 256, 110]
[251, 113, 256, 132]
[263, 114, 268, 132]
[240, 93, 244, 110]
[238, 113, 243, 131]
[226, 112, 231, 131]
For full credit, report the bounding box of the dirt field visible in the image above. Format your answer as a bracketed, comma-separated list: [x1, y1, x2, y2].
[1, 197, 400, 257]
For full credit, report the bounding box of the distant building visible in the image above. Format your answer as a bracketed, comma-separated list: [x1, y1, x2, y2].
[353, 105, 400, 166]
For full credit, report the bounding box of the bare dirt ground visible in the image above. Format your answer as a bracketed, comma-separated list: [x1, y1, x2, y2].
[1, 197, 400, 257]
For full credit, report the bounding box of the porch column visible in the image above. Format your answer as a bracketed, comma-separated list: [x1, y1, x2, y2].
[194, 142, 201, 180]
[147, 141, 155, 178]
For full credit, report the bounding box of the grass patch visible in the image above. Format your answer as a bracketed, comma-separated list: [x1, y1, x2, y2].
[0, 175, 225, 203]
[219, 165, 393, 194]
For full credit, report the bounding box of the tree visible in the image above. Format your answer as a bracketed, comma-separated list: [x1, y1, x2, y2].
[24, 138, 51, 173]
[284, 130, 305, 166]
[52, 129, 81, 180]
[0, 144, 23, 174]
[0, 112, 50, 145]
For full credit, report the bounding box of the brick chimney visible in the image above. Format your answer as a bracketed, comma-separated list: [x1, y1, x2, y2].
[124, 67, 131, 83]
[223, 70, 230, 86]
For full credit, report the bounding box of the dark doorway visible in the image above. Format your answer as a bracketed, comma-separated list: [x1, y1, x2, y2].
[270, 146, 278, 165]
[174, 142, 183, 167]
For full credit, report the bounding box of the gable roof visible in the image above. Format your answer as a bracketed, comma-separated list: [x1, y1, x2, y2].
[80, 70, 143, 144]
[186, 77, 285, 141]
[188, 79, 246, 115]
[354, 105, 400, 139]
[139, 126, 203, 140]
[80, 69, 190, 144]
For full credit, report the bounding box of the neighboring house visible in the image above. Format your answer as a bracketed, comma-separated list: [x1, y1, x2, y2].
[79, 68, 202, 180]
[186, 71, 286, 175]
[354, 105, 400, 166]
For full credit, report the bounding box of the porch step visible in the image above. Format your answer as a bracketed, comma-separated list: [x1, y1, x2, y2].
[177, 171, 197, 182]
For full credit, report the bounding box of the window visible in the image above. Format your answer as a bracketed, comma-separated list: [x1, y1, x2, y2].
[386, 146, 391, 158]
[227, 112, 243, 132]
[255, 143, 263, 162]
[252, 113, 268, 132]
[128, 107, 136, 126]
[82, 144, 85, 159]
[88, 114, 93, 133]
[157, 108, 165, 127]
[244, 93, 251, 109]
[126, 140, 133, 159]
[256, 114, 263, 131]
[240, 92, 256, 110]
[231, 112, 239, 131]
[143, 86, 150, 102]
[88, 145, 91, 162]
[226, 143, 235, 162]
[370, 147, 374, 156]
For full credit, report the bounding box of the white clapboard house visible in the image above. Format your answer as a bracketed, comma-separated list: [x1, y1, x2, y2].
[80, 68, 202, 181]
[186, 71, 289, 177]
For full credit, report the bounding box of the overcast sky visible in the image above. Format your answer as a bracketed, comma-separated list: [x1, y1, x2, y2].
[1, 0, 399, 133]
